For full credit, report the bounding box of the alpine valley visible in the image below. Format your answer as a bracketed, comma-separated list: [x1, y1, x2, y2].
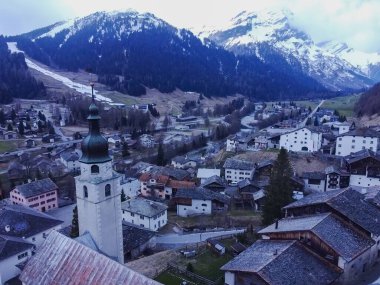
[6, 9, 380, 102]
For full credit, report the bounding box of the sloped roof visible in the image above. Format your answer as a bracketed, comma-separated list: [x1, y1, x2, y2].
[345, 149, 380, 164]
[0, 235, 33, 261]
[123, 223, 155, 252]
[60, 151, 80, 162]
[202, 175, 227, 188]
[284, 188, 380, 236]
[302, 171, 326, 180]
[175, 187, 230, 204]
[14, 178, 58, 198]
[221, 240, 340, 285]
[167, 180, 195, 189]
[259, 213, 374, 261]
[121, 198, 167, 218]
[223, 158, 255, 171]
[19, 231, 162, 285]
[0, 204, 63, 238]
[338, 128, 380, 138]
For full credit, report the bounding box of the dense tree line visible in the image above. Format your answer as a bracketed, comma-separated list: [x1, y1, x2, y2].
[355, 83, 380, 117]
[0, 36, 46, 104]
[13, 11, 328, 101]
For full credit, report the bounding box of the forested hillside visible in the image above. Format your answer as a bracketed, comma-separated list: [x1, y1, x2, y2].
[355, 83, 380, 117]
[0, 36, 46, 104]
[13, 11, 328, 101]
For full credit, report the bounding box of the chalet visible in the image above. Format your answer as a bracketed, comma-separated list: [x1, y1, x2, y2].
[60, 151, 80, 172]
[345, 149, 380, 188]
[10, 178, 58, 212]
[139, 173, 170, 198]
[0, 204, 62, 248]
[325, 166, 350, 191]
[223, 158, 255, 183]
[279, 127, 323, 152]
[221, 240, 340, 285]
[201, 175, 228, 192]
[283, 188, 380, 266]
[174, 187, 230, 217]
[171, 156, 197, 169]
[121, 197, 168, 231]
[197, 168, 221, 184]
[225, 179, 264, 211]
[165, 179, 195, 199]
[3, 131, 17, 140]
[226, 134, 255, 152]
[19, 231, 160, 285]
[336, 128, 380, 156]
[302, 171, 326, 192]
[259, 213, 374, 283]
[7, 161, 25, 180]
[0, 235, 34, 284]
[267, 133, 281, 149]
[25, 138, 36, 148]
[122, 223, 156, 261]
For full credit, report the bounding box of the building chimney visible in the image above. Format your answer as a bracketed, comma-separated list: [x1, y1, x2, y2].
[275, 219, 279, 229]
[274, 249, 278, 256]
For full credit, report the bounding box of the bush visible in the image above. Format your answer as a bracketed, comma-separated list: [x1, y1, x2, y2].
[186, 262, 194, 272]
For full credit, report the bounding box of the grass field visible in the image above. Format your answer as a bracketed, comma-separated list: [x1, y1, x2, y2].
[155, 271, 197, 285]
[0, 141, 18, 153]
[321, 94, 360, 117]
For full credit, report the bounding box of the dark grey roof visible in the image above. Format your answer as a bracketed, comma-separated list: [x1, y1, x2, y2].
[221, 240, 340, 285]
[60, 151, 80, 162]
[175, 187, 230, 204]
[172, 156, 196, 164]
[159, 167, 190, 180]
[202, 175, 227, 188]
[324, 166, 349, 176]
[284, 188, 380, 236]
[223, 158, 255, 171]
[15, 178, 58, 198]
[259, 213, 374, 261]
[302, 171, 326, 180]
[256, 160, 274, 169]
[0, 235, 34, 261]
[121, 198, 167, 218]
[122, 223, 155, 252]
[338, 128, 380, 138]
[0, 205, 63, 238]
[345, 149, 380, 164]
[283, 188, 346, 210]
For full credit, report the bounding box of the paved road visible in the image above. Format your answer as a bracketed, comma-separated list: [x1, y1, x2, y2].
[300, 99, 325, 127]
[156, 228, 245, 244]
[48, 203, 76, 227]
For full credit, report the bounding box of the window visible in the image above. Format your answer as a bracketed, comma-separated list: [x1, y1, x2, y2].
[18, 252, 28, 260]
[105, 184, 111, 197]
[140, 215, 144, 220]
[201, 203, 207, 207]
[83, 186, 88, 198]
[131, 213, 135, 217]
[91, 165, 99, 174]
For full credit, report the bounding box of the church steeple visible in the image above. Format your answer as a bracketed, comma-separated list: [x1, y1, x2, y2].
[79, 84, 111, 164]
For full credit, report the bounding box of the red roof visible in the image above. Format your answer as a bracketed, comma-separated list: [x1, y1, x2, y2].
[20, 231, 161, 285]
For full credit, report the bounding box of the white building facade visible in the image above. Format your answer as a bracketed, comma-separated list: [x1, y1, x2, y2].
[279, 127, 322, 152]
[336, 129, 380, 156]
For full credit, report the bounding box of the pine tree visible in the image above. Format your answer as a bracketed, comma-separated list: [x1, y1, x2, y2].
[156, 143, 165, 166]
[70, 206, 79, 238]
[121, 189, 127, 202]
[18, 120, 25, 136]
[262, 148, 293, 225]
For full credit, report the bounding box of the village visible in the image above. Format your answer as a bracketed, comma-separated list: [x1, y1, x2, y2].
[1, 91, 380, 285]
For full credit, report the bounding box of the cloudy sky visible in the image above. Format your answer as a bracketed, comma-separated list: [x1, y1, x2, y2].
[0, 0, 378, 53]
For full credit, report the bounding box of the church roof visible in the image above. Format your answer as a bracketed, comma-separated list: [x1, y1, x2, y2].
[20, 231, 162, 285]
[79, 97, 111, 164]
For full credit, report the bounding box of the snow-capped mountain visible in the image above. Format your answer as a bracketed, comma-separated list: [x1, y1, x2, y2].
[14, 10, 327, 100]
[200, 9, 374, 91]
[318, 40, 380, 82]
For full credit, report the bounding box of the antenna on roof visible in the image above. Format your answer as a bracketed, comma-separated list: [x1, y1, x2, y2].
[90, 82, 95, 102]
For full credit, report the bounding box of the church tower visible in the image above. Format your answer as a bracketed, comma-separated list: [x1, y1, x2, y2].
[75, 86, 124, 263]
